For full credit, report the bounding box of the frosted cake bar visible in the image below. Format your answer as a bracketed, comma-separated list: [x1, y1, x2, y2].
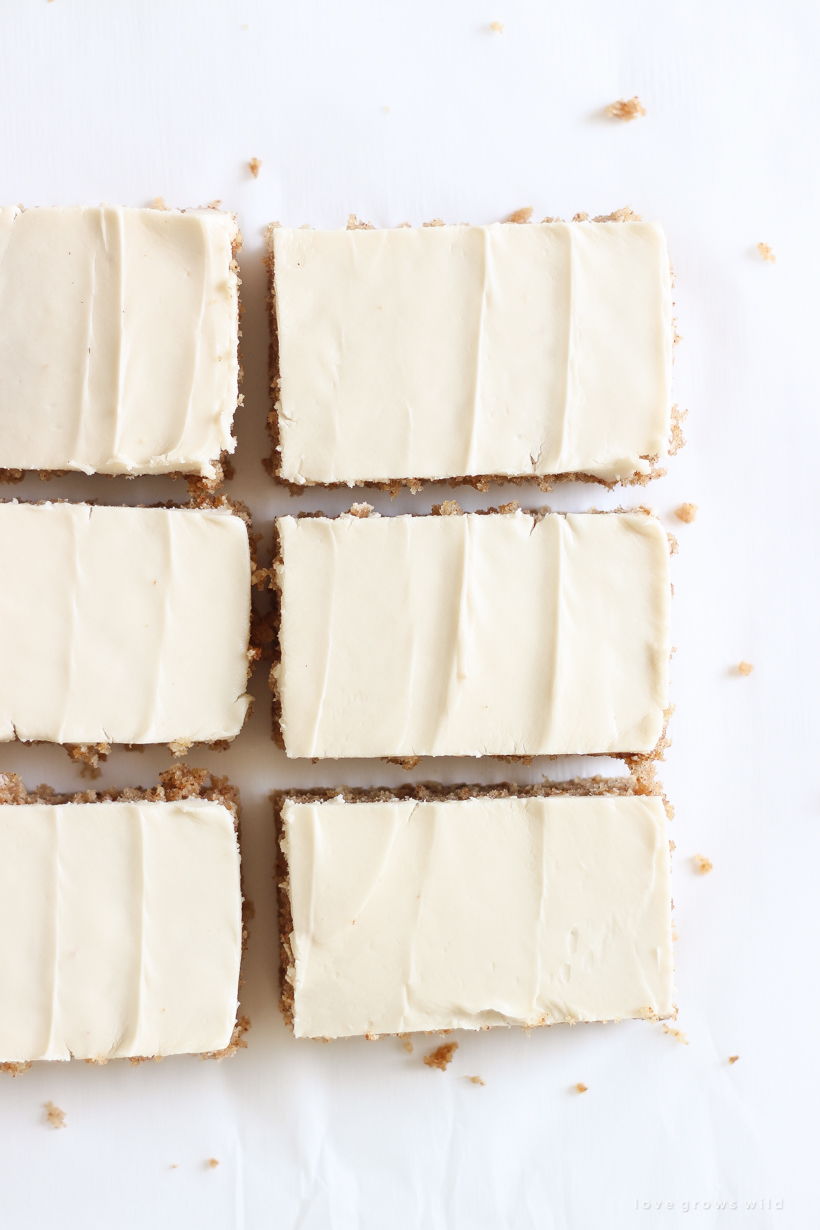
[0, 781, 242, 1063]
[271, 507, 671, 759]
[278, 787, 675, 1038]
[268, 220, 672, 488]
[0, 502, 252, 747]
[0, 205, 240, 481]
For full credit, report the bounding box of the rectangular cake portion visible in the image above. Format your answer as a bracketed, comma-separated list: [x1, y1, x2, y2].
[0, 205, 240, 481]
[0, 502, 252, 747]
[278, 786, 675, 1038]
[269, 220, 672, 487]
[272, 507, 671, 759]
[0, 789, 242, 1062]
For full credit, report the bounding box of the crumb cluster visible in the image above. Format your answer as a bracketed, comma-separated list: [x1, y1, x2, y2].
[44, 1101, 66, 1129]
[606, 97, 646, 121]
[423, 1042, 458, 1071]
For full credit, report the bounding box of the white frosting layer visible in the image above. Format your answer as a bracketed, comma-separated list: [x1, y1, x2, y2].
[282, 793, 674, 1038]
[0, 206, 239, 478]
[274, 510, 670, 758]
[0, 503, 252, 745]
[272, 222, 672, 485]
[0, 799, 241, 1062]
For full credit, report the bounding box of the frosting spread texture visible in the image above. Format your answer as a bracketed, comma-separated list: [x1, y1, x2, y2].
[0, 206, 239, 478]
[282, 793, 675, 1038]
[274, 510, 671, 758]
[0, 799, 242, 1061]
[0, 502, 252, 745]
[272, 222, 672, 485]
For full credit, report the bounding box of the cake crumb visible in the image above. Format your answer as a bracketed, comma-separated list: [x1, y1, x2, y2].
[757, 242, 776, 264]
[606, 96, 646, 121]
[738, 661, 754, 677]
[423, 1042, 458, 1071]
[348, 502, 374, 518]
[729, 1055, 740, 1065]
[637, 1007, 659, 1021]
[168, 739, 194, 757]
[465, 1075, 486, 1085]
[44, 1101, 66, 1129]
[505, 207, 533, 224]
[675, 503, 698, 524]
[171, 1163, 179, 1169]
[575, 1082, 588, 1094]
[423, 218, 446, 228]
[499, 500, 520, 514]
[572, 211, 590, 222]
[663, 1024, 689, 1045]
[593, 206, 642, 223]
[400, 1037, 414, 1054]
[150, 196, 169, 211]
[693, 854, 713, 875]
[208, 1158, 220, 1169]
[433, 500, 463, 516]
[490, 21, 504, 33]
[248, 158, 262, 179]
[347, 214, 375, 231]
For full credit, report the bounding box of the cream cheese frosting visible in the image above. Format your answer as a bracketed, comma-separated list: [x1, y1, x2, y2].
[0, 799, 242, 1062]
[271, 221, 672, 485]
[0, 206, 240, 478]
[0, 502, 252, 745]
[273, 509, 671, 759]
[281, 793, 675, 1038]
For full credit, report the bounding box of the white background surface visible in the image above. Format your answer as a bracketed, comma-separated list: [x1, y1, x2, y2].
[0, 1, 817, 1226]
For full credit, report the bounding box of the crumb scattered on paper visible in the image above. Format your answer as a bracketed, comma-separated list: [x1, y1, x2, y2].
[505, 207, 533, 224]
[423, 1042, 458, 1071]
[248, 158, 262, 178]
[663, 1024, 689, 1045]
[694, 854, 713, 875]
[575, 1082, 588, 1093]
[465, 1075, 486, 1085]
[729, 1055, 740, 1065]
[44, 1102, 66, 1129]
[399, 1036, 414, 1054]
[675, 503, 698, 524]
[382, 105, 390, 113]
[606, 96, 646, 121]
[490, 21, 504, 33]
[738, 661, 754, 677]
[757, 242, 776, 264]
[208, 1158, 220, 1169]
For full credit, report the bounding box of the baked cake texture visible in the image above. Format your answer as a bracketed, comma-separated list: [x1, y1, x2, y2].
[270, 504, 672, 760]
[0, 500, 253, 750]
[267, 217, 673, 490]
[275, 780, 675, 1038]
[0, 205, 241, 484]
[0, 767, 244, 1065]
